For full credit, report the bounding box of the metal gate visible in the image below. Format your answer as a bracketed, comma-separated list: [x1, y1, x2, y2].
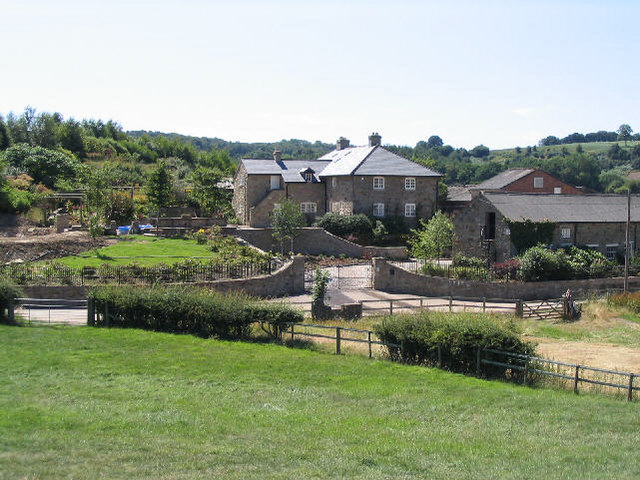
[15, 298, 88, 325]
[304, 263, 372, 291]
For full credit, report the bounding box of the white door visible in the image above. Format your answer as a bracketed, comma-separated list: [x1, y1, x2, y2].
[270, 175, 280, 190]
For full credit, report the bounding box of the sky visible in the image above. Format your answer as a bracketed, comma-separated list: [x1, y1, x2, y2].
[1, 0, 639, 149]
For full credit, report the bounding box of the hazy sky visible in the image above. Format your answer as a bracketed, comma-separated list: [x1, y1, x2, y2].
[1, 0, 638, 149]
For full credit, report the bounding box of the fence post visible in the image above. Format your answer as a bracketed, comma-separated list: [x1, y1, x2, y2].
[449, 296, 453, 312]
[105, 303, 110, 328]
[420, 298, 424, 311]
[573, 365, 580, 394]
[389, 300, 393, 316]
[87, 298, 95, 326]
[523, 359, 529, 385]
[290, 323, 295, 342]
[8, 297, 14, 323]
[628, 374, 635, 402]
[515, 299, 523, 318]
[482, 297, 486, 313]
[368, 331, 372, 359]
[476, 347, 482, 376]
[336, 327, 341, 355]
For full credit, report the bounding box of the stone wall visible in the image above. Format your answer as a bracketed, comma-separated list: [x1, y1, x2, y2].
[223, 226, 364, 257]
[373, 258, 640, 300]
[19, 257, 305, 300]
[363, 246, 407, 260]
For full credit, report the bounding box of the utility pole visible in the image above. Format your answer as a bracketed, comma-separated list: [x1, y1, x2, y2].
[624, 189, 631, 292]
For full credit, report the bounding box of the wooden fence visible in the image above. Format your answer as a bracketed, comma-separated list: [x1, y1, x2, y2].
[281, 321, 639, 401]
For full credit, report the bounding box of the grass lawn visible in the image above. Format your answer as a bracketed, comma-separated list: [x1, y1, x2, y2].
[53, 237, 213, 267]
[1, 325, 639, 479]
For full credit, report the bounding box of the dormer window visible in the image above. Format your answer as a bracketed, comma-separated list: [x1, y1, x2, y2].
[304, 172, 313, 183]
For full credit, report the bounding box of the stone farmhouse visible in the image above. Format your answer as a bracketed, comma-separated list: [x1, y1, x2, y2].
[444, 168, 583, 212]
[232, 133, 442, 227]
[453, 192, 640, 262]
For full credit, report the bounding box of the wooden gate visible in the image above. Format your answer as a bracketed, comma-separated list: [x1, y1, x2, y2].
[522, 298, 566, 320]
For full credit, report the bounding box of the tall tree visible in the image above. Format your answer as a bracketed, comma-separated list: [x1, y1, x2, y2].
[145, 160, 174, 234]
[271, 199, 304, 253]
[409, 211, 454, 262]
[188, 166, 225, 215]
[618, 124, 633, 146]
[0, 116, 10, 150]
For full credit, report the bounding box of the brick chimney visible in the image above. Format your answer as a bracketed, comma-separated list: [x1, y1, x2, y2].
[368, 132, 381, 147]
[336, 137, 350, 150]
[273, 150, 282, 161]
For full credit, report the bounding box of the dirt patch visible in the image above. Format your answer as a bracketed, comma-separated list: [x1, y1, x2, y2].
[535, 339, 640, 372]
[0, 232, 114, 263]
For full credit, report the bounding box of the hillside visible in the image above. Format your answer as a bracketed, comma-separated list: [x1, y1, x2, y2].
[1, 325, 638, 479]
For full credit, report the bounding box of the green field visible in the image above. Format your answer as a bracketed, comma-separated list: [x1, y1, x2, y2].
[1, 325, 638, 479]
[53, 237, 213, 267]
[491, 140, 640, 160]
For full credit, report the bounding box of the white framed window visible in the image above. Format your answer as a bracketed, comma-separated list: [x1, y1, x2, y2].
[606, 244, 618, 260]
[332, 177, 337, 188]
[304, 172, 313, 183]
[533, 176, 544, 188]
[405, 177, 416, 190]
[554, 186, 562, 194]
[300, 202, 317, 213]
[561, 227, 571, 239]
[373, 177, 385, 190]
[270, 175, 280, 190]
[373, 203, 385, 217]
[405, 203, 416, 217]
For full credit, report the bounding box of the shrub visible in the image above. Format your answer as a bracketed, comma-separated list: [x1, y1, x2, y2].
[419, 262, 490, 281]
[491, 259, 520, 281]
[518, 246, 568, 281]
[374, 312, 535, 378]
[452, 254, 487, 269]
[608, 292, 640, 313]
[317, 213, 373, 238]
[0, 280, 22, 322]
[105, 191, 135, 225]
[89, 285, 302, 339]
[381, 215, 409, 235]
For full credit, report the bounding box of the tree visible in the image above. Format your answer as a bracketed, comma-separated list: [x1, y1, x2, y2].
[0, 116, 9, 150]
[58, 118, 86, 157]
[470, 144, 490, 158]
[3, 144, 79, 188]
[271, 199, 304, 253]
[426, 135, 444, 149]
[188, 166, 225, 215]
[618, 124, 633, 146]
[408, 211, 454, 262]
[145, 159, 175, 234]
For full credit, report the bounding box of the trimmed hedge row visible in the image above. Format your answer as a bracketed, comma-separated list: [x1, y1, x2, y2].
[0, 280, 22, 322]
[374, 312, 535, 378]
[89, 285, 302, 339]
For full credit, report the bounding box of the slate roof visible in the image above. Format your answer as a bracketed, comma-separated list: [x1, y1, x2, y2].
[446, 185, 473, 202]
[318, 145, 441, 178]
[484, 193, 640, 223]
[470, 168, 535, 191]
[241, 159, 331, 183]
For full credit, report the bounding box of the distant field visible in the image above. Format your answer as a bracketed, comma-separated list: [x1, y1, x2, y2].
[492, 140, 640, 158]
[52, 237, 212, 267]
[1, 325, 638, 479]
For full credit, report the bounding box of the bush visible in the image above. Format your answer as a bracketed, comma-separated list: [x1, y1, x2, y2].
[0, 280, 22, 322]
[317, 213, 373, 238]
[518, 245, 611, 281]
[452, 254, 487, 269]
[491, 259, 520, 281]
[419, 262, 490, 281]
[374, 312, 535, 378]
[105, 191, 135, 225]
[89, 285, 302, 339]
[608, 292, 640, 313]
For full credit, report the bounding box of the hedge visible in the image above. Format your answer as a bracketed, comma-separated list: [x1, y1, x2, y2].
[89, 285, 302, 339]
[374, 312, 535, 378]
[0, 280, 22, 322]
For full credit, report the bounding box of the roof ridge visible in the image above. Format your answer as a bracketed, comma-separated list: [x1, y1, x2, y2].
[350, 145, 377, 174]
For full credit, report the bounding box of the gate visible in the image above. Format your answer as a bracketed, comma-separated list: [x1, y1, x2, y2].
[14, 298, 88, 325]
[304, 263, 373, 291]
[522, 298, 565, 320]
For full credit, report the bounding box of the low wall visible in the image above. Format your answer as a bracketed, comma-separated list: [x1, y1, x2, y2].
[19, 257, 305, 300]
[364, 246, 407, 260]
[373, 258, 640, 300]
[223, 226, 364, 257]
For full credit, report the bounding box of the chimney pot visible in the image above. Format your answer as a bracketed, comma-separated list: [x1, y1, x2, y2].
[336, 137, 350, 150]
[368, 132, 381, 147]
[273, 150, 282, 161]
